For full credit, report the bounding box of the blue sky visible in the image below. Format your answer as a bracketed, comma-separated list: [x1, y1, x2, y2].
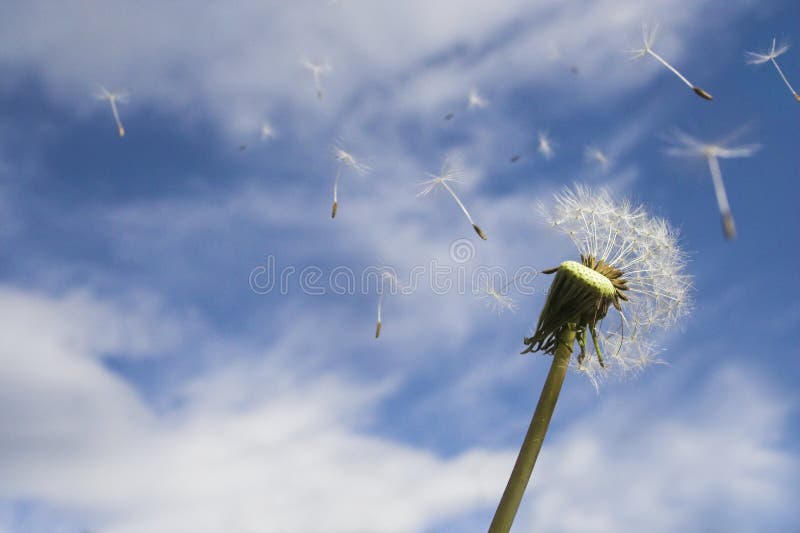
[0, 1, 798, 532]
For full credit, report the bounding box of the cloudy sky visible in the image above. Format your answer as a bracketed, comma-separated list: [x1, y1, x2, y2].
[0, 1, 798, 532]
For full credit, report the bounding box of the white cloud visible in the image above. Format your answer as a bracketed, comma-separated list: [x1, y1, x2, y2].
[0, 287, 795, 532]
[518, 365, 799, 533]
[0, 287, 515, 533]
[0, 0, 750, 139]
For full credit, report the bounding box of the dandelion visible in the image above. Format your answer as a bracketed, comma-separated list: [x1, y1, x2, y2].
[629, 23, 713, 100]
[666, 128, 760, 239]
[746, 38, 799, 102]
[488, 185, 690, 532]
[417, 156, 487, 240]
[330, 143, 370, 218]
[585, 146, 610, 169]
[537, 132, 555, 160]
[261, 122, 277, 142]
[374, 270, 398, 338]
[468, 88, 488, 110]
[301, 60, 332, 101]
[93, 87, 129, 137]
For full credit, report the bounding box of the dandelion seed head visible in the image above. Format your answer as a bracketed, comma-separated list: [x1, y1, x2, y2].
[333, 146, 370, 174]
[478, 280, 518, 314]
[585, 146, 609, 169]
[468, 88, 488, 110]
[746, 37, 790, 64]
[94, 87, 129, 103]
[416, 156, 463, 197]
[527, 185, 691, 381]
[666, 129, 761, 160]
[261, 122, 277, 141]
[301, 60, 332, 76]
[538, 132, 555, 160]
[628, 22, 659, 60]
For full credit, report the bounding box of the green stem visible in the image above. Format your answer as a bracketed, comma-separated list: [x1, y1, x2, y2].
[488, 325, 576, 533]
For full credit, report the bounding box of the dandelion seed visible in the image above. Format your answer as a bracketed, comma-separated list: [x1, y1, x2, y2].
[417, 156, 487, 240]
[489, 185, 690, 531]
[468, 88, 488, 110]
[93, 87, 129, 137]
[330, 143, 370, 218]
[478, 276, 519, 314]
[444, 112, 455, 121]
[538, 132, 555, 160]
[666, 129, 760, 239]
[261, 122, 277, 142]
[629, 23, 712, 100]
[585, 146, 610, 169]
[374, 271, 398, 338]
[746, 38, 799, 102]
[510, 155, 521, 163]
[301, 60, 332, 101]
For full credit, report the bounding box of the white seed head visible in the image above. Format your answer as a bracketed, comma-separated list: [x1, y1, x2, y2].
[301, 60, 332, 76]
[666, 129, 761, 159]
[537, 132, 555, 160]
[93, 87, 129, 103]
[333, 146, 370, 175]
[585, 146, 610, 169]
[416, 156, 463, 197]
[539, 185, 691, 378]
[468, 88, 488, 110]
[261, 122, 277, 142]
[745, 38, 790, 65]
[479, 281, 518, 314]
[628, 22, 659, 60]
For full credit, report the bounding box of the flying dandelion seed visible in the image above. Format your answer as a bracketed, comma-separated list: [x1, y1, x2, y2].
[468, 88, 488, 110]
[301, 60, 331, 101]
[537, 132, 555, 160]
[666, 129, 760, 240]
[261, 122, 277, 142]
[374, 271, 398, 338]
[478, 276, 520, 314]
[93, 87, 129, 137]
[489, 185, 690, 532]
[330, 144, 370, 218]
[585, 146, 610, 169]
[629, 23, 713, 100]
[746, 38, 800, 102]
[417, 156, 487, 240]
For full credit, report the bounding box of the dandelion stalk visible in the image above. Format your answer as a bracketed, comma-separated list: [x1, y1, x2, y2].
[746, 38, 800, 102]
[630, 23, 712, 100]
[487, 185, 690, 532]
[418, 157, 487, 240]
[489, 324, 575, 533]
